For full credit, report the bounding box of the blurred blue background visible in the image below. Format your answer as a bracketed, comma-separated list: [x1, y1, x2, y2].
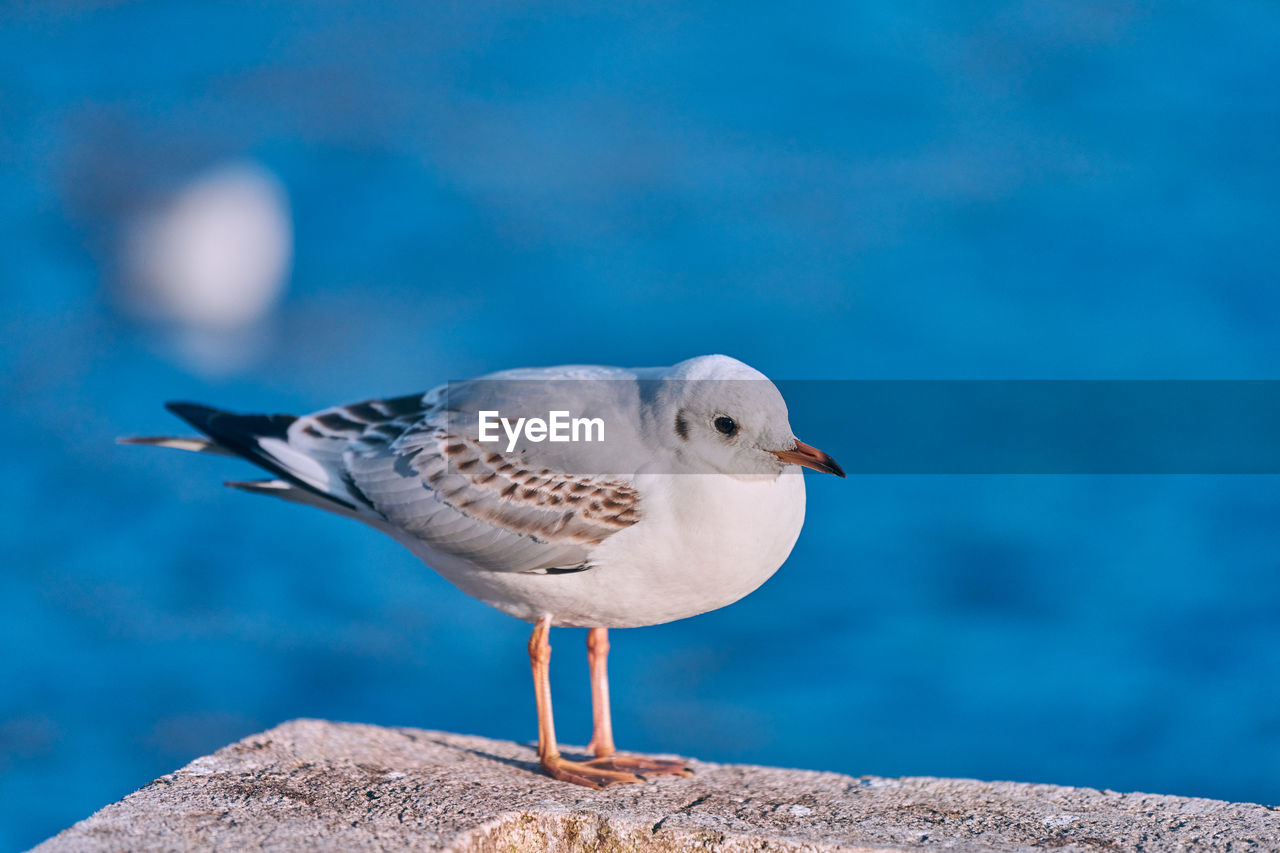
[3, 2, 1280, 848]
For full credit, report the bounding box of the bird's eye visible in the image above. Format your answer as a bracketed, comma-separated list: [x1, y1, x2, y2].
[713, 415, 738, 436]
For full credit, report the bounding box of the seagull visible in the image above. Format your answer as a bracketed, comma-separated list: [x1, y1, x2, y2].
[123, 354, 844, 788]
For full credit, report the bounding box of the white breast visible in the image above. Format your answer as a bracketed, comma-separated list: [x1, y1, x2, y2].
[412, 468, 808, 628]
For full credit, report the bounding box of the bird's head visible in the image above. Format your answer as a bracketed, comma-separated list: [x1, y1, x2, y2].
[651, 355, 845, 480]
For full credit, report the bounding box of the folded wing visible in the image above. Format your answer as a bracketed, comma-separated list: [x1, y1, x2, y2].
[156, 386, 643, 575]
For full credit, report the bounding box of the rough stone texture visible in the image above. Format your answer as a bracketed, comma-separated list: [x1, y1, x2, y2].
[34, 719, 1280, 852]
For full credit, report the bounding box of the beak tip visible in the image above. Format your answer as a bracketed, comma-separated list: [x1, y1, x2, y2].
[821, 456, 847, 478]
[774, 440, 846, 479]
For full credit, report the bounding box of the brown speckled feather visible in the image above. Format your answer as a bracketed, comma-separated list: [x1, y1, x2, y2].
[281, 390, 643, 575]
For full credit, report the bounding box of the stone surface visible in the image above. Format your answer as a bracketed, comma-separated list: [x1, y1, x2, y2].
[34, 719, 1280, 852]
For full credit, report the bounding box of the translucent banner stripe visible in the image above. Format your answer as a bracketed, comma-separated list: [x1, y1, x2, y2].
[433, 380, 1280, 475]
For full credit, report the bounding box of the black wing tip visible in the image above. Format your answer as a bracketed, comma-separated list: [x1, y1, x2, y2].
[159, 400, 349, 508]
[164, 401, 295, 442]
[164, 401, 224, 430]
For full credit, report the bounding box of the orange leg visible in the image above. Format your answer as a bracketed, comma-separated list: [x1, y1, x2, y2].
[586, 627, 616, 758]
[528, 616, 641, 788]
[580, 626, 694, 779]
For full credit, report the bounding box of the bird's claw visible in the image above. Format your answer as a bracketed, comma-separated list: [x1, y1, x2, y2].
[585, 754, 694, 778]
[540, 753, 694, 788]
[541, 756, 643, 788]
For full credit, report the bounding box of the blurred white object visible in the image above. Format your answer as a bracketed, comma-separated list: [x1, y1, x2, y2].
[124, 162, 292, 332]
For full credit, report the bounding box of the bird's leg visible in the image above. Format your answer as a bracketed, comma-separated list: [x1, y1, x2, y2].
[529, 615, 559, 766]
[528, 616, 642, 788]
[585, 627, 616, 758]
[579, 626, 694, 779]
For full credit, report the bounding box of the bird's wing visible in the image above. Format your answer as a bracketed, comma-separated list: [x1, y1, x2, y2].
[294, 379, 646, 574]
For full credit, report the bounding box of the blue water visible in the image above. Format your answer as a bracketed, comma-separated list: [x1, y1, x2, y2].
[3, 2, 1280, 848]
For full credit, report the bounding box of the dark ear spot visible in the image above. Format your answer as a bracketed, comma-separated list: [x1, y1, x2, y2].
[674, 410, 689, 440]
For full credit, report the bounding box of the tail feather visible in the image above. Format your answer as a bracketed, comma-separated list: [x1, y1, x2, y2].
[225, 478, 368, 520]
[161, 401, 359, 512]
[116, 436, 236, 456]
[224, 478, 293, 494]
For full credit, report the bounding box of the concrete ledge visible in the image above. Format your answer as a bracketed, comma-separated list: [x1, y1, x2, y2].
[34, 719, 1279, 852]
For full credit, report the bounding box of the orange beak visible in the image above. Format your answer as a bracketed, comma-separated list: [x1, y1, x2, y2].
[772, 439, 846, 478]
